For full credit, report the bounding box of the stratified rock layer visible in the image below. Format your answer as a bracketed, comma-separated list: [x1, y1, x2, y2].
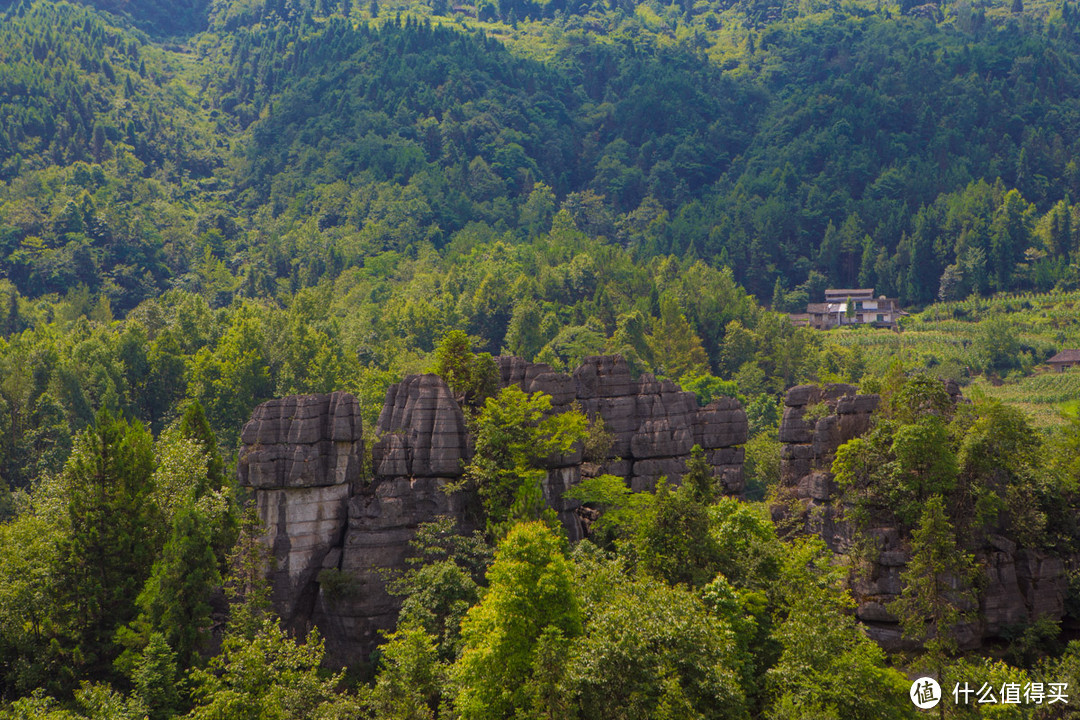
[776, 382, 1072, 651]
[237, 392, 363, 638]
[499, 355, 747, 498]
[326, 374, 475, 660]
[238, 357, 750, 665]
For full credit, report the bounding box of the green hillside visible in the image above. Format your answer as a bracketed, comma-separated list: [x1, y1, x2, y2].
[1, 0, 1080, 717]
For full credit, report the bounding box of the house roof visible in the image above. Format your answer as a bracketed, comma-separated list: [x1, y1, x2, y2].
[1048, 349, 1080, 364]
[824, 288, 875, 297]
[806, 303, 831, 313]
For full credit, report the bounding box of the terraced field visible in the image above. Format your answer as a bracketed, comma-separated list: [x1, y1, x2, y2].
[824, 292, 1080, 427]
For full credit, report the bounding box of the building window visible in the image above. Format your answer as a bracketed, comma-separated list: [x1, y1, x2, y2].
[877, 314, 884, 322]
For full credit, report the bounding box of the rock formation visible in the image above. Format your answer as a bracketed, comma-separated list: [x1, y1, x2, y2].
[776, 383, 879, 548]
[497, 355, 747, 498]
[237, 367, 1075, 662]
[328, 374, 476, 658]
[776, 382, 1072, 651]
[236, 392, 363, 638]
[237, 355, 749, 665]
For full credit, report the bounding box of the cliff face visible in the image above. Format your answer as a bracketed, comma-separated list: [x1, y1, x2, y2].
[237, 355, 749, 665]
[776, 382, 1072, 651]
[329, 373, 476, 660]
[236, 370, 1075, 662]
[236, 392, 363, 639]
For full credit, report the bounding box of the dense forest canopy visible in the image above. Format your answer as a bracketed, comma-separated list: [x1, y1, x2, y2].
[3, 0, 1080, 716]
[6, 0, 1080, 312]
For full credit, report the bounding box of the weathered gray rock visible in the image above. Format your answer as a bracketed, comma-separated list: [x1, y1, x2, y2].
[775, 380, 1074, 652]
[796, 471, 832, 502]
[694, 401, 749, 448]
[322, 474, 476, 665]
[374, 374, 471, 478]
[239, 356, 752, 665]
[237, 393, 363, 639]
[543, 466, 585, 541]
[256, 484, 351, 634]
[856, 601, 896, 623]
[777, 385, 879, 506]
[778, 406, 814, 443]
[836, 394, 879, 415]
[573, 354, 637, 399]
[785, 384, 821, 407]
[1015, 550, 1067, 620]
[630, 457, 688, 492]
[239, 392, 363, 489]
[497, 356, 577, 407]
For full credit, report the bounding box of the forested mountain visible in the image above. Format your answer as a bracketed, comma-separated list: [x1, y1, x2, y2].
[3, 0, 1080, 716]
[5, 0, 1080, 314]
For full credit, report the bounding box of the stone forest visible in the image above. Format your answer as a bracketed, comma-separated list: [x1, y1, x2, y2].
[238, 355, 1076, 669]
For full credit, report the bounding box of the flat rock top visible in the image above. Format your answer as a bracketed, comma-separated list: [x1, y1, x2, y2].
[238, 392, 364, 489]
[241, 391, 362, 446]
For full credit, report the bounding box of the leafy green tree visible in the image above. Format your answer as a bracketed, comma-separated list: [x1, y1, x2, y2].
[388, 518, 494, 661]
[566, 473, 657, 552]
[606, 310, 655, 376]
[744, 431, 782, 500]
[453, 521, 582, 720]
[708, 497, 783, 591]
[144, 330, 187, 433]
[189, 311, 272, 446]
[150, 428, 211, 527]
[571, 468, 726, 587]
[178, 401, 227, 494]
[368, 624, 444, 720]
[569, 573, 748, 720]
[223, 503, 274, 642]
[465, 387, 587, 535]
[957, 399, 1043, 537]
[835, 373, 965, 528]
[638, 478, 721, 587]
[503, 300, 545, 361]
[972, 315, 1021, 375]
[767, 538, 914, 720]
[185, 621, 360, 720]
[433, 330, 499, 406]
[889, 417, 959, 517]
[519, 182, 556, 236]
[682, 444, 717, 503]
[0, 499, 63, 697]
[649, 294, 709, 381]
[681, 374, 742, 407]
[890, 372, 953, 424]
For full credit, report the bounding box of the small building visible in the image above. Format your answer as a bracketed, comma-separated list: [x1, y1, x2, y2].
[801, 288, 902, 330]
[1047, 349, 1080, 372]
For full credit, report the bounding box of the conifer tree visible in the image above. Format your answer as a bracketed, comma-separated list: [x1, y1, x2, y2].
[56, 410, 161, 684]
[133, 633, 180, 720]
[136, 505, 221, 669]
[891, 495, 977, 695]
[178, 401, 226, 495]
